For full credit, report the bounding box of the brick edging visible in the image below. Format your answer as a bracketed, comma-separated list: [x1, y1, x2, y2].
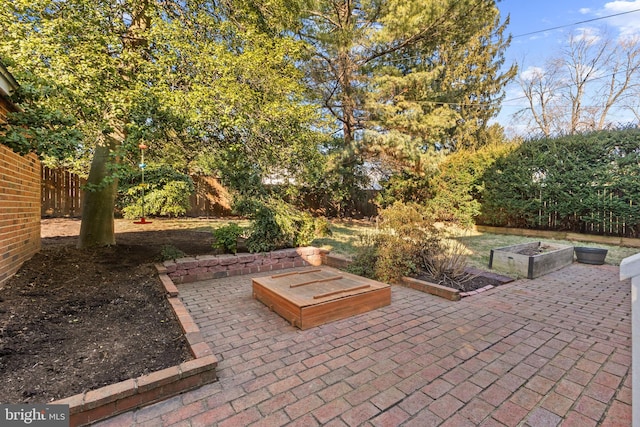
[399, 276, 461, 301]
[52, 265, 218, 426]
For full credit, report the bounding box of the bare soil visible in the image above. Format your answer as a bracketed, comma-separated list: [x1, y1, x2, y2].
[414, 270, 507, 293]
[0, 219, 216, 404]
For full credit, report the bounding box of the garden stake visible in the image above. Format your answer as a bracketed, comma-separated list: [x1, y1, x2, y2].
[134, 143, 152, 224]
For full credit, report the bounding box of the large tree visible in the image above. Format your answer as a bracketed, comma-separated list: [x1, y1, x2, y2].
[0, 0, 316, 247]
[365, 4, 515, 176]
[297, 0, 515, 203]
[515, 29, 640, 136]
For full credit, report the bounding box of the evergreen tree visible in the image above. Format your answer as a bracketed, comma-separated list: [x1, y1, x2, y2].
[298, 0, 515, 203]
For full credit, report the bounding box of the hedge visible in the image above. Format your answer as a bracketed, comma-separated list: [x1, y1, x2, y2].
[477, 128, 640, 237]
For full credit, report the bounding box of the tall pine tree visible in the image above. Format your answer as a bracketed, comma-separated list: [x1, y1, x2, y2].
[298, 0, 515, 203]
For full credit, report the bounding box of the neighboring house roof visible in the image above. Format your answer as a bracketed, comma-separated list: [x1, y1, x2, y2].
[0, 62, 19, 99]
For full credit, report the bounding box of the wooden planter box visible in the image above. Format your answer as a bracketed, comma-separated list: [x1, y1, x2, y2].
[252, 267, 391, 329]
[489, 241, 574, 279]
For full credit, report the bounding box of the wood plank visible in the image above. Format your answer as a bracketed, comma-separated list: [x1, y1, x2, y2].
[290, 275, 343, 288]
[253, 281, 302, 327]
[271, 269, 321, 279]
[313, 284, 370, 299]
[300, 287, 391, 329]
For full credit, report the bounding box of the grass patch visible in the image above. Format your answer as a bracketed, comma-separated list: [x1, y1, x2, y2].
[117, 217, 638, 272]
[311, 220, 378, 257]
[114, 217, 251, 233]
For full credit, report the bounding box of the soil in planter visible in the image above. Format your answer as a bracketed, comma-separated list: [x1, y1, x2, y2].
[0, 228, 214, 404]
[515, 244, 554, 256]
[414, 271, 505, 293]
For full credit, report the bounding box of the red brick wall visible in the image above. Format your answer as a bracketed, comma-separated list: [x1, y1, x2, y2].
[0, 96, 41, 286]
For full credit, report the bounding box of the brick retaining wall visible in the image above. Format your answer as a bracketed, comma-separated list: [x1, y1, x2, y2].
[163, 247, 326, 284]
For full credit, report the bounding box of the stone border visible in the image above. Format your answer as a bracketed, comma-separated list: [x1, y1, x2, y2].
[163, 247, 324, 284]
[52, 265, 218, 427]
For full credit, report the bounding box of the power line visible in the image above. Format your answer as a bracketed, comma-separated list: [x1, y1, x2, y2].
[512, 8, 640, 39]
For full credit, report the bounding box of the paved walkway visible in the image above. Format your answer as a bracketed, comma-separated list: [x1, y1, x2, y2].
[98, 263, 632, 426]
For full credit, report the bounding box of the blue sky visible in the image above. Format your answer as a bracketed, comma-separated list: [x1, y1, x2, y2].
[495, 0, 640, 134]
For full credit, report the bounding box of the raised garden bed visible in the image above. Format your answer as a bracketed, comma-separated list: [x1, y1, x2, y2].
[489, 241, 574, 279]
[400, 268, 514, 301]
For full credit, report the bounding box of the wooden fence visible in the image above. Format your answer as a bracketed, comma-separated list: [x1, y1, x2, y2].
[40, 167, 234, 218]
[41, 166, 85, 217]
[187, 175, 232, 217]
[493, 187, 640, 239]
[40, 166, 636, 235]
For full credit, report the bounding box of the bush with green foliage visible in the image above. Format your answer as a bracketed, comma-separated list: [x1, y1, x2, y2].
[243, 199, 330, 253]
[376, 170, 432, 208]
[212, 223, 246, 254]
[345, 233, 380, 279]
[119, 166, 194, 219]
[427, 142, 516, 227]
[159, 245, 186, 261]
[348, 202, 474, 286]
[348, 202, 441, 283]
[479, 128, 640, 236]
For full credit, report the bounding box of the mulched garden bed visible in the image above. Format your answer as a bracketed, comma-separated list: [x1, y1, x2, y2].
[414, 267, 513, 293]
[0, 227, 215, 404]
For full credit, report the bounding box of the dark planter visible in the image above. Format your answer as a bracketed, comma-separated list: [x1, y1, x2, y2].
[574, 247, 608, 265]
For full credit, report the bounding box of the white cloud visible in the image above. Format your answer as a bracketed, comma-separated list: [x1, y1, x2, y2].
[602, 1, 640, 37]
[520, 66, 545, 81]
[579, 8, 592, 14]
[572, 26, 601, 44]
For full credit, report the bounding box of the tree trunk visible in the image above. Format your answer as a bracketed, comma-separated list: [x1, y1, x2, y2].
[77, 140, 118, 248]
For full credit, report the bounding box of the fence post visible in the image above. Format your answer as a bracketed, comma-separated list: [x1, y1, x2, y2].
[620, 253, 640, 427]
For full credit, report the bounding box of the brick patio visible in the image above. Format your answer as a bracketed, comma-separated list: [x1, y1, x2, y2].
[97, 263, 631, 426]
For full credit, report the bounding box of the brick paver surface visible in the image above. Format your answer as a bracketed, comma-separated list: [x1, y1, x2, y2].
[98, 263, 631, 426]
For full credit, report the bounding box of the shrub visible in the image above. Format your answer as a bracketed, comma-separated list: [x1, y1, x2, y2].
[376, 171, 431, 208]
[212, 223, 245, 254]
[346, 233, 379, 279]
[313, 216, 333, 238]
[348, 202, 473, 287]
[479, 128, 640, 236]
[119, 166, 194, 219]
[349, 202, 440, 283]
[420, 240, 474, 291]
[159, 245, 186, 261]
[245, 200, 329, 253]
[427, 142, 515, 227]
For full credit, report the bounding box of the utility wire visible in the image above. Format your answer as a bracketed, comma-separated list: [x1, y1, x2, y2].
[501, 65, 640, 105]
[344, 9, 640, 108]
[408, 67, 638, 108]
[512, 8, 640, 38]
